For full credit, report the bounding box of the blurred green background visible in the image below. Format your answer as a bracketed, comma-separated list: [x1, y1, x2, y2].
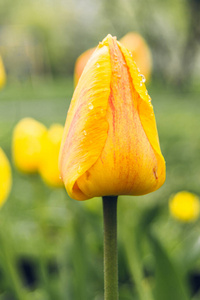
[1, 0, 200, 299]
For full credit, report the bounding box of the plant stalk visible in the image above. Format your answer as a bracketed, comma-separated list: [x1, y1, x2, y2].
[103, 196, 118, 300]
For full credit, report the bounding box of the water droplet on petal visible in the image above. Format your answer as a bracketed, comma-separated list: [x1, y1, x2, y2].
[139, 74, 146, 83]
[145, 90, 148, 95]
[96, 63, 100, 68]
[83, 130, 87, 136]
[137, 67, 141, 72]
[89, 103, 94, 110]
[140, 82, 143, 86]
[129, 51, 132, 57]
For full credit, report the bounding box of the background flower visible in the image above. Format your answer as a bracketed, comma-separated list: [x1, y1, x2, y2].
[39, 124, 64, 188]
[0, 55, 6, 89]
[12, 118, 47, 173]
[0, 147, 12, 206]
[169, 191, 200, 222]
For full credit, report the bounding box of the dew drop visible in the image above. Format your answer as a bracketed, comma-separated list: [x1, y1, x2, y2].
[89, 103, 94, 110]
[129, 51, 132, 57]
[83, 130, 87, 136]
[139, 74, 146, 83]
[137, 67, 141, 72]
[145, 90, 148, 95]
[96, 63, 100, 68]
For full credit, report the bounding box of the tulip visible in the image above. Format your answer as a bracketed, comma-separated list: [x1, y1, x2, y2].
[0, 147, 12, 206]
[0, 55, 6, 89]
[39, 124, 64, 188]
[169, 191, 200, 222]
[59, 34, 165, 201]
[12, 118, 47, 173]
[74, 32, 152, 86]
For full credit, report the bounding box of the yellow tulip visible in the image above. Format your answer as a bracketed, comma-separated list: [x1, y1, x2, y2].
[169, 191, 200, 222]
[0, 55, 6, 89]
[59, 34, 165, 201]
[39, 124, 64, 188]
[74, 32, 152, 86]
[12, 118, 47, 173]
[0, 147, 12, 206]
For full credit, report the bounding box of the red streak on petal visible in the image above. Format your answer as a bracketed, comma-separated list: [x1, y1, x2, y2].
[153, 167, 158, 180]
[108, 90, 116, 165]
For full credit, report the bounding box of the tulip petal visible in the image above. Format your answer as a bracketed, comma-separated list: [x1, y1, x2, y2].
[118, 42, 166, 186]
[59, 45, 111, 200]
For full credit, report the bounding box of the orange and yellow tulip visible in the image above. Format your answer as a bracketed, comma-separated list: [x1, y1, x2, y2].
[74, 32, 152, 86]
[12, 118, 47, 173]
[39, 124, 64, 188]
[59, 34, 165, 201]
[0, 147, 12, 206]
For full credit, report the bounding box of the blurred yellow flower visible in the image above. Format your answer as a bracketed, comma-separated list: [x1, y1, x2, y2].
[12, 118, 47, 173]
[0, 55, 6, 89]
[0, 147, 12, 206]
[169, 191, 200, 222]
[74, 32, 152, 86]
[39, 124, 64, 188]
[59, 34, 165, 200]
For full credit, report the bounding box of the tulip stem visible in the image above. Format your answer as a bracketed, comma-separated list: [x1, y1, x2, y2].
[103, 196, 118, 300]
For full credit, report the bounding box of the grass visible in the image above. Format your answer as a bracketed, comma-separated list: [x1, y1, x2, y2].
[0, 78, 200, 299]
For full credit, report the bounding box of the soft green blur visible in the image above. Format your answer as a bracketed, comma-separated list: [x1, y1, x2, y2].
[0, 0, 200, 87]
[1, 0, 200, 299]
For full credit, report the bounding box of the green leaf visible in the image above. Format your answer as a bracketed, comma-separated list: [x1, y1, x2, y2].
[148, 231, 190, 300]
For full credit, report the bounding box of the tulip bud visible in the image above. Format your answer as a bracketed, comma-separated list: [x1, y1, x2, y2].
[0, 147, 12, 206]
[0, 55, 6, 89]
[39, 124, 64, 188]
[169, 191, 200, 222]
[74, 32, 152, 86]
[59, 34, 165, 200]
[12, 118, 47, 173]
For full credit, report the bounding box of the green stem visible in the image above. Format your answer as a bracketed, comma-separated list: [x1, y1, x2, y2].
[103, 196, 118, 300]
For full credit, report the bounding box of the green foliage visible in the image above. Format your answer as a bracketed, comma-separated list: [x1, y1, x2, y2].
[0, 80, 200, 299]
